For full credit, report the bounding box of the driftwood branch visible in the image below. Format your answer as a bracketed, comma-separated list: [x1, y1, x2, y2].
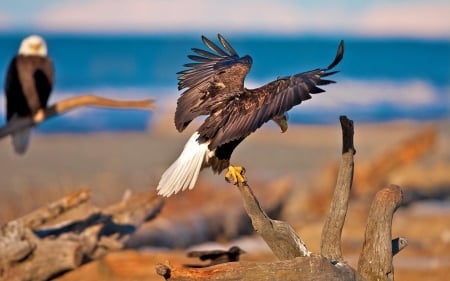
[0, 188, 164, 281]
[237, 183, 310, 260]
[157, 115, 407, 281]
[17, 188, 91, 229]
[358, 185, 404, 281]
[320, 116, 355, 261]
[156, 255, 357, 281]
[0, 94, 156, 139]
[6, 238, 83, 281]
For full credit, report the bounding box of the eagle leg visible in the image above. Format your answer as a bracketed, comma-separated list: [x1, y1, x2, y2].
[225, 165, 247, 186]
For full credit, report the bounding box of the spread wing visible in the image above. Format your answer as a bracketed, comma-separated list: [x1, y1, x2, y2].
[206, 40, 345, 149]
[175, 34, 252, 132]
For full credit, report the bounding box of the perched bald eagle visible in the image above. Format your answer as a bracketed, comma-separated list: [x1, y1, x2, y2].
[157, 34, 344, 197]
[4, 35, 54, 154]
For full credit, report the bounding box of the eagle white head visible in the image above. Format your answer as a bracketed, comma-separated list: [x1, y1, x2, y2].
[18, 35, 48, 57]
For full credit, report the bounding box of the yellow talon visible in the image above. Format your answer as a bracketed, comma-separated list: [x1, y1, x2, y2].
[225, 165, 246, 186]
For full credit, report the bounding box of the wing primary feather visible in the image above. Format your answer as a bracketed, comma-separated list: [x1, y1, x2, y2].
[192, 48, 221, 59]
[188, 55, 213, 63]
[218, 34, 238, 56]
[327, 40, 344, 70]
[183, 62, 204, 68]
[292, 87, 304, 103]
[316, 79, 336, 85]
[310, 86, 325, 94]
[322, 70, 339, 77]
[202, 35, 229, 56]
[303, 77, 325, 94]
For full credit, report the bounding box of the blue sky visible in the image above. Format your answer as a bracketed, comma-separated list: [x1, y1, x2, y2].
[0, 0, 449, 38]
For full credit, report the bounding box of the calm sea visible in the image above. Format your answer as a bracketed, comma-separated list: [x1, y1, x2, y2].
[0, 33, 448, 133]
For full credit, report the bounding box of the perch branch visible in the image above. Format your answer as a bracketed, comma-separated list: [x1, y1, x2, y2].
[237, 183, 310, 260]
[0, 94, 156, 139]
[153, 115, 407, 281]
[357, 185, 405, 281]
[320, 115, 355, 262]
[156, 255, 357, 281]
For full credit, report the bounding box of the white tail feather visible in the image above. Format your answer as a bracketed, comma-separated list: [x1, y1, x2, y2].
[157, 132, 210, 197]
[12, 128, 31, 154]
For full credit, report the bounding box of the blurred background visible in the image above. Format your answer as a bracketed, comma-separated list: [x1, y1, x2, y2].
[0, 2, 449, 280]
[0, 0, 448, 132]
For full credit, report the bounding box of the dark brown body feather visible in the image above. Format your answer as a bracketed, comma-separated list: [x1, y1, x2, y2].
[176, 34, 344, 173]
[5, 55, 54, 120]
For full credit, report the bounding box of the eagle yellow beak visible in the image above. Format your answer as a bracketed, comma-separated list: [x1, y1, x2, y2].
[29, 43, 41, 52]
[272, 113, 288, 133]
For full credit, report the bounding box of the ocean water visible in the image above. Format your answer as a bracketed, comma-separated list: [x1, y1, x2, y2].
[0, 33, 448, 133]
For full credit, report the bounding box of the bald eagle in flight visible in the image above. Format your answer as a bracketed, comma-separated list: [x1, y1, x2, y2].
[4, 35, 54, 154]
[157, 34, 344, 197]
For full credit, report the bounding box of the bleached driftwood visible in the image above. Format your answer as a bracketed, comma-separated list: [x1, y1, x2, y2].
[0, 188, 164, 281]
[156, 255, 356, 281]
[237, 183, 311, 260]
[17, 188, 91, 229]
[157, 116, 407, 281]
[320, 116, 355, 262]
[358, 185, 405, 281]
[0, 94, 155, 139]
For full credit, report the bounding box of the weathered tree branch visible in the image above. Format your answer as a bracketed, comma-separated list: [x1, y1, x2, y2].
[0, 189, 164, 281]
[237, 183, 310, 260]
[17, 188, 91, 229]
[320, 115, 355, 261]
[156, 255, 357, 281]
[3, 238, 83, 281]
[156, 115, 407, 281]
[0, 94, 156, 139]
[357, 185, 404, 281]
[0, 221, 36, 272]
